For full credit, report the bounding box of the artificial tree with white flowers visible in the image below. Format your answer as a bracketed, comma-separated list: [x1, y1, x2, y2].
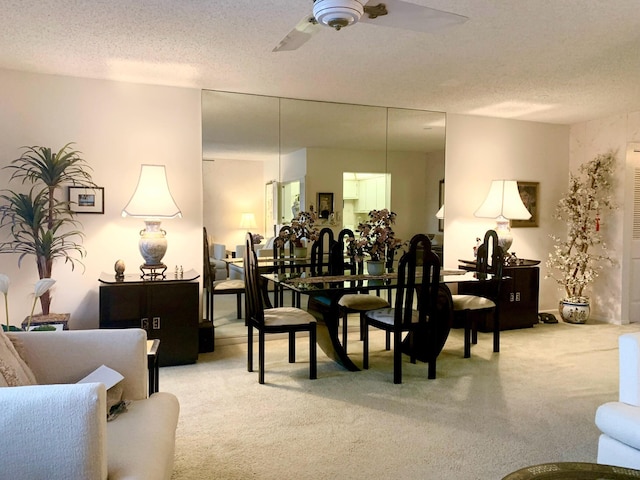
[546, 150, 616, 302]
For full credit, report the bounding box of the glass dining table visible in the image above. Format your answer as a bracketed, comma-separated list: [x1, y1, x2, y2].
[262, 268, 501, 372]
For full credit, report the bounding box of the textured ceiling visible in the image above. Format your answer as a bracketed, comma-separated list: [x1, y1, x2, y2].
[1, 0, 640, 124]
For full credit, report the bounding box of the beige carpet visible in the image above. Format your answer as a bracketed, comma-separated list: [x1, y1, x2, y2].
[161, 307, 640, 480]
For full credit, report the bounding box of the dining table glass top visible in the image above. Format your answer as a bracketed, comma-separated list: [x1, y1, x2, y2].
[262, 269, 500, 295]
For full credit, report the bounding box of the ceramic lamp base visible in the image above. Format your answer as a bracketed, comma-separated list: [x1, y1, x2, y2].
[139, 220, 168, 266]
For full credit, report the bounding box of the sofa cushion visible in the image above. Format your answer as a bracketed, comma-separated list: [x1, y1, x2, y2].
[0, 328, 37, 387]
[0, 383, 107, 480]
[107, 392, 180, 480]
[596, 401, 640, 451]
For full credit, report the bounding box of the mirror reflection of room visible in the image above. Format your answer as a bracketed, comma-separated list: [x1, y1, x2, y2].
[342, 172, 389, 232]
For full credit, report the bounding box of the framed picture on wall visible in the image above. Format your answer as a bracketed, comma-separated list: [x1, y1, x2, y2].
[68, 186, 104, 214]
[317, 192, 334, 219]
[511, 181, 539, 228]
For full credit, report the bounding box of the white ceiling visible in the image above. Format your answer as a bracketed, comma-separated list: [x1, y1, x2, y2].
[2, 0, 640, 125]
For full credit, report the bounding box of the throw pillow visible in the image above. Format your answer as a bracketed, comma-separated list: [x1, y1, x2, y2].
[0, 329, 37, 387]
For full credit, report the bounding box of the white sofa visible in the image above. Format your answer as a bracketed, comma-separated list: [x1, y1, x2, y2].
[595, 332, 640, 469]
[0, 328, 179, 480]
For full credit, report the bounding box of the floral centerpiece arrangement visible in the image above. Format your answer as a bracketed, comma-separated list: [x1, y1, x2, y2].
[350, 209, 402, 263]
[546, 151, 616, 319]
[275, 210, 319, 249]
[251, 233, 264, 245]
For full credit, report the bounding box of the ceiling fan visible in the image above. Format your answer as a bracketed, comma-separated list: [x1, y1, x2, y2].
[273, 0, 468, 52]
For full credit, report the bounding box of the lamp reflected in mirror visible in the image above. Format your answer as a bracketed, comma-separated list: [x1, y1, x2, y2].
[239, 212, 257, 230]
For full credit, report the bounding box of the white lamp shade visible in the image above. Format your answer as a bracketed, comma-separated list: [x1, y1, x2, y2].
[122, 165, 182, 219]
[435, 205, 445, 219]
[239, 212, 257, 229]
[474, 180, 531, 220]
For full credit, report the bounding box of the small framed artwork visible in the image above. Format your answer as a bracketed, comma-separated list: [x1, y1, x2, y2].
[511, 181, 538, 228]
[317, 192, 334, 219]
[68, 186, 104, 214]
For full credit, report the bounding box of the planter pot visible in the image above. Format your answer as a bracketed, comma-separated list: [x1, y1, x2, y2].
[558, 298, 590, 324]
[366, 260, 385, 275]
[21, 313, 70, 331]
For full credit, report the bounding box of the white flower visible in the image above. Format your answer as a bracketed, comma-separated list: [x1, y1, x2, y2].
[34, 278, 56, 297]
[25, 278, 56, 331]
[0, 274, 8, 295]
[0, 274, 8, 330]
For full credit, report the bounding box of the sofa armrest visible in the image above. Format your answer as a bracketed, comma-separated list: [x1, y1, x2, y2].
[619, 332, 640, 406]
[8, 329, 148, 400]
[0, 383, 107, 480]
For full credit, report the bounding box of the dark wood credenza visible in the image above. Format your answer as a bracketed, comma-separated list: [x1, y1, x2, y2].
[457, 259, 540, 331]
[99, 270, 200, 366]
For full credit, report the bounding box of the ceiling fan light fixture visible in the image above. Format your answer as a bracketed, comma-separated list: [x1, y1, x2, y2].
[313, 0, 365, 31]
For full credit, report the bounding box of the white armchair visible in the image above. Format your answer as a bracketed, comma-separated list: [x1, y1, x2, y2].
[210, 242, 229, 281]
[595, 332, 640, 469]
[0, 329, 179, 480]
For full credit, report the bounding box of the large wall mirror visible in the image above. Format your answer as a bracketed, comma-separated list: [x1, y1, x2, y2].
[202, 90, 445, 252]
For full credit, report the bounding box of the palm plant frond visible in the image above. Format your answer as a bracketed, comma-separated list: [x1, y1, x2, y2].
[0, 143, 93, 315]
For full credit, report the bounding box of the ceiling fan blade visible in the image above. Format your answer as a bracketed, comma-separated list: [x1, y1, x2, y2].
[273, 15, 322, 52]
[360, 0, 468, 33]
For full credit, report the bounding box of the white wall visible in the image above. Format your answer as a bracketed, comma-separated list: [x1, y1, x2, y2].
[444, 114, 570, 313]
[0, 69, 202, 329]
[203, 158, 265, 249]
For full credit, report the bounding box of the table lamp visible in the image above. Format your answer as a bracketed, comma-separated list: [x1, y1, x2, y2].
[122, 164, 182, 277]
[474, 180, 531, 253]
[239, 212, 257, 230]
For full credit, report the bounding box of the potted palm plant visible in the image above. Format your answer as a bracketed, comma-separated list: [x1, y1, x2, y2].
[546, 150, 616, 323]
[0, 143, 95, 322]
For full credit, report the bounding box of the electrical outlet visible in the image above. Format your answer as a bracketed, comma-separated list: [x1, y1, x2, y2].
[153, 317, 160, 329]
[509, 293, 514, 302]
[141, 317, 149, 330]
[515, 292, 521, 301]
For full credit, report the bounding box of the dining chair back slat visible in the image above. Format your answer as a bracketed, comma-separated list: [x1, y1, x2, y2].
[311, 227, 335, 276]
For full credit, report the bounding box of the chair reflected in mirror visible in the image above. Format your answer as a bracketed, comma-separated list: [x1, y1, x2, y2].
[203, 228, 244, 325]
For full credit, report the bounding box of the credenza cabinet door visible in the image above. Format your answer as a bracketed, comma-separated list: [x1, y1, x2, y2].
[99, 280, 199, 366]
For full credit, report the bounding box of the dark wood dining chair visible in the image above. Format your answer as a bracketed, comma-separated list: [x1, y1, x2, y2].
[334, 228, 390, 354]
[451, 229, 504, 358]
[362, 233, 441, 383]
[244, 232, 317, 384]
[273, 225, 296, 307]
[203, 227, 244, 323]
[310, 227, 335, 276]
